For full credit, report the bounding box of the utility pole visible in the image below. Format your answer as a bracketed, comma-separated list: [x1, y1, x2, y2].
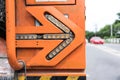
[110, 24, 113, 43]
[95, 24, 97, 36]
[110, 25, 113, 37]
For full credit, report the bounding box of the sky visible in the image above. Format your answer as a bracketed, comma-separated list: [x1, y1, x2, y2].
[85, 0, 120, 32]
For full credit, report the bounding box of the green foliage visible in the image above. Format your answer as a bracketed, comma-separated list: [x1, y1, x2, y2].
[97, 25, 111, 38]
[86, 31, 95, 42]
[113, 22, 120, 31]
[113, 21, 120, 38]
[86, 12, 120, 39]
[117, 13, 120, 19]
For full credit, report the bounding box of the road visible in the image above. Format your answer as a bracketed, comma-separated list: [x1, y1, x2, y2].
[86, 43, 120, 80]
[104, 43, 120, 51]
[0, 43, 120, 80]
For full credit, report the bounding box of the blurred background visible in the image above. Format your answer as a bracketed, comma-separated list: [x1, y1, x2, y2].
[86, 0, 120, 80]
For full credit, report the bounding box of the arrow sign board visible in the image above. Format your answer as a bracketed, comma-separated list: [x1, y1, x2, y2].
[6, 0, 85, 70]
[16, 6, 84, 66]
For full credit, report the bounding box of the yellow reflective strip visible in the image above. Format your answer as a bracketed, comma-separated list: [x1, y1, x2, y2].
[18, 76, 25, 80]
[66, 76, 79, 80]
[40, 76, 52, 80]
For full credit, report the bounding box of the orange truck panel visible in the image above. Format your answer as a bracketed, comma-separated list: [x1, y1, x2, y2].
[6, 0, 86, 77]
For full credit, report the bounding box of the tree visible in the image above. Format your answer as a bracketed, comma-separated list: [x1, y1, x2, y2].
[112, 20, 120, 38]
[86, 31, 95, 42]
[97, 25, 111, 39]
[96, 12, 120, 38]
[117, 13, 120, 19]
[111, 13, 120, 38]
[86, 12, 120, 39]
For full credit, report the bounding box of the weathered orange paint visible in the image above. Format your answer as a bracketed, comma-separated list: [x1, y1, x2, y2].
[23, 6, 84, 67]
[6, 0, 86, 76]
[6, 0, 23, 70]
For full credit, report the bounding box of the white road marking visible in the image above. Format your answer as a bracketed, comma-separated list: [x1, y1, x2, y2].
[87, 43, 120, 56]
[87, 74, 90, 77]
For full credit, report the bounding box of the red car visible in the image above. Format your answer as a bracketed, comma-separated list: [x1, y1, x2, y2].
[90, 36, 104, 44]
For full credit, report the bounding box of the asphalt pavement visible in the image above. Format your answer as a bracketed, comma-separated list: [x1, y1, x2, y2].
[104, 43, 120, 51]
[86, 43, 120, 80]
[0, 43, 120, 80]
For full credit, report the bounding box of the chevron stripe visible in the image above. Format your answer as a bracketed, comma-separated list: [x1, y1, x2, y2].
[66, 76, 79, 80]
[18, 76, 25, 80]
[18, 76, 86, 80]
[40, 76, 52, 80]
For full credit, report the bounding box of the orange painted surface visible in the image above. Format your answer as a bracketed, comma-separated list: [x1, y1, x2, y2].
[6, 0, 86, 75]
[6, 0, 23, 70]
